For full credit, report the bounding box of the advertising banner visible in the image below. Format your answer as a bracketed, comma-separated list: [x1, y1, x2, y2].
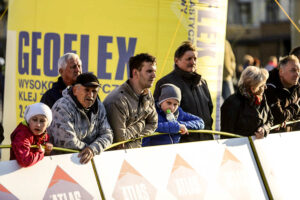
[252, 131, 300, 199]
[0, 153, 101, 199]
[2, 0, 227, 160]
[93, 138, 268, 199]
[3, 0, 227, 153]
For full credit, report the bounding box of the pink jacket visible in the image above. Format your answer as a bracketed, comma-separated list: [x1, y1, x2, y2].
[10, 122, 49, 167]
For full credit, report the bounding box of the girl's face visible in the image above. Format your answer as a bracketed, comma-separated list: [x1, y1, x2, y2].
[29, 114, 48, 135]
[160, 98, 179, 113]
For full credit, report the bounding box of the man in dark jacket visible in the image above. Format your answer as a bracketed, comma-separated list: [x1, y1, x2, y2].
[265, 55, 300, 131]
[154, 41, 213, 142]
[40, 53, 82, 108]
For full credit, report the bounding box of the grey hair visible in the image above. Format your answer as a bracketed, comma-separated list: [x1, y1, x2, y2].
[58, 53, 82, 73]
[238, 66, 269, 91]
[278, 55, 299, 70]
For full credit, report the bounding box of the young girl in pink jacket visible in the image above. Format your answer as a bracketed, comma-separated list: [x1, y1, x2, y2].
[10, 102, 53, 167]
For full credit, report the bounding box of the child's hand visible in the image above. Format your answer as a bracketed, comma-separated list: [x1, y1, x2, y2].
[44, 143, 53, 155]
[179, 124, 188, 135]
[38, 144, 45, 153]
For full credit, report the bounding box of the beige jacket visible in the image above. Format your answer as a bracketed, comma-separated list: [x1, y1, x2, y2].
[103, 81, 158, 149]
[223, 40, 236, 81]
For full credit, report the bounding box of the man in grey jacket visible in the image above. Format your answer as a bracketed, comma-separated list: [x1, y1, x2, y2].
[48, 73, 113, 164]
[103, 53, 158, 149]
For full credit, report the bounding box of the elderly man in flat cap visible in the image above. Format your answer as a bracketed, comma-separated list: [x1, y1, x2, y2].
[48, 72, 113, 164]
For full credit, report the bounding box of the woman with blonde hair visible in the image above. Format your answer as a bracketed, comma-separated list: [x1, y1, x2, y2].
[221, 66, 273, 138]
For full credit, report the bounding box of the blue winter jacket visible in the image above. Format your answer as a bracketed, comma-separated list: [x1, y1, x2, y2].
[142, 106, 205, 146]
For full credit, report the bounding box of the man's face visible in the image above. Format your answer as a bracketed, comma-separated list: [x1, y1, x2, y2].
[136, 62, 157, 89]
[73, 85, 99, 108]
[175, 50, 197, 72]
[60, 56, 82, 86]
[279, 60, 300, 88]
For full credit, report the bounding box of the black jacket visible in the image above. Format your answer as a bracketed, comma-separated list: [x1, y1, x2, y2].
[0, 122, 3, 144]
[154, 65, 213, 142]
[40, 76, 67, 108]
[221, 91, 273, 137]
[265, 69, 300, 126]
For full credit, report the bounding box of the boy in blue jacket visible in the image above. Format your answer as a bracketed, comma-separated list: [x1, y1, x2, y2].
[142, 84, 204, 146]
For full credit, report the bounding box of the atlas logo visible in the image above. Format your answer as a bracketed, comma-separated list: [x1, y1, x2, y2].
[43, 166, 93, 200]
[112, 160, 157, 200]
[217, 148, 252, 199]
[167, 154, 207, 200]
[0, 184, 18, 200]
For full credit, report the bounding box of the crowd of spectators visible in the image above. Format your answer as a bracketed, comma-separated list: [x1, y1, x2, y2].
[3, 41, 300, 167]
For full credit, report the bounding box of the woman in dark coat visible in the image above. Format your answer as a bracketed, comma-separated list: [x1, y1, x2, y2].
[221, 66, 273, 138]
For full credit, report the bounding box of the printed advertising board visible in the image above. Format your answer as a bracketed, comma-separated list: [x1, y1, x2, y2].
[0, 153, 101, 199]
[94, 138, 268, 200]
[252, 132, 300, 199]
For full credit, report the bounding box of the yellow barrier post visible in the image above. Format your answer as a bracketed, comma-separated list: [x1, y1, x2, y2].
[91, 159, 106, 200]
[248, 136, 274, 200]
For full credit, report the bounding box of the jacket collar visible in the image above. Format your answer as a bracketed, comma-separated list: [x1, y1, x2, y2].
[236, 89, 267, 108]
[124, 80, 152, 112]
[53, 76, 68, 90]
[174, 65, 201, 86]
[19, 121, 47, 140]
[268, 69, 283, 89]
[125, 80, 150, 98]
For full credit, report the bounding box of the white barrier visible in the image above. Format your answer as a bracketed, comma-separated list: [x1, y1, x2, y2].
[3, 137, 286, 200]
[0, 153, 101, 200]
[252, 131, 300, 200]
[93, 138, 268, 200]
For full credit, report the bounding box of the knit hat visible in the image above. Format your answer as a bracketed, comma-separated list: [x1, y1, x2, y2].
[158, 84, 182, 105]
[75, 72, 100, 87]
[24, 103, 52, 127]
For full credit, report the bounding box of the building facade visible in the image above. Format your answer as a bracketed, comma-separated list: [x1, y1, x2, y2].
[226, 0, 292, 67]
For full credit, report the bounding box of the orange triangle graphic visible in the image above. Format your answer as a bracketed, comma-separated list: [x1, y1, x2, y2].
[0, 184, 10, 193]
[172, 154, 193, 173]
[118, 160, 142, 180]
[221, 148, 240, 165]
[48, 166, 78, 188]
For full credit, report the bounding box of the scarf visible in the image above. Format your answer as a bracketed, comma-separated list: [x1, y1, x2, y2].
[239, 86, 262, 106]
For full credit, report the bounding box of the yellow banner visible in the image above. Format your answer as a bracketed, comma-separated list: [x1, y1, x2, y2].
[4, 0, 228, 147]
